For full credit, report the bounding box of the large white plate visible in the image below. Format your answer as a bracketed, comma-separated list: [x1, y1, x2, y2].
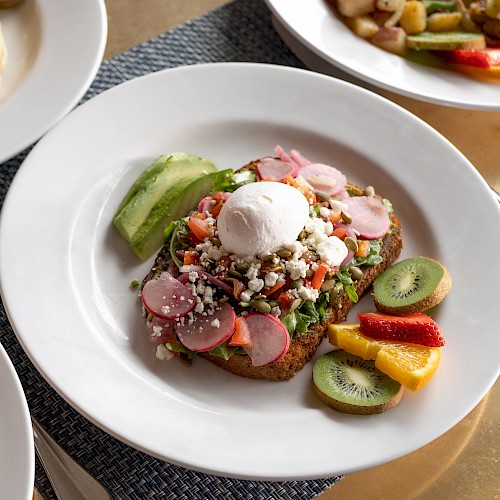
[0, 0, 107, 163]
[1, 63, 499, 480]
[0, 342, 34, 500]
[266, 0, 500, 110]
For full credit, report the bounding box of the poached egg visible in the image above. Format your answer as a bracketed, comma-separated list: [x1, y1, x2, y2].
[217, 182, 310, 256]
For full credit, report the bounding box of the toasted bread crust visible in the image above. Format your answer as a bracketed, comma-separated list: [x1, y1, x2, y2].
[200, 211, 402, 381]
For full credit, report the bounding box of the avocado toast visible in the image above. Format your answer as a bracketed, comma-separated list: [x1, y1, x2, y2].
[122, 146, 403, 381]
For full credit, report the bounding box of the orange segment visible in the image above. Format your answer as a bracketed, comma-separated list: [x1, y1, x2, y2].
[328, 324, 441, 391]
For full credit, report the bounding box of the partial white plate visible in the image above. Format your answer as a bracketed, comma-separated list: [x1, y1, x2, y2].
[0, 0, 107, 163]
[1, 63, 499, 480]
[0, 342, 34, 500]
[265, 0, 500, 110]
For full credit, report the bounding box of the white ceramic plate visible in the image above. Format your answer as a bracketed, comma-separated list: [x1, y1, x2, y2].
[0, 342, 34, 500]
[265, 0, 500, 110]
[1, 63, 499, 480]
[0, 0, 107, 163]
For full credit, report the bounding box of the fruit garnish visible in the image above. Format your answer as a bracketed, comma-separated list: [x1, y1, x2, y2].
[328, 324, 441, 391]
[372, 256, 452, 315]
[312, 350, 403, 415]
[358, 312, 445, 347]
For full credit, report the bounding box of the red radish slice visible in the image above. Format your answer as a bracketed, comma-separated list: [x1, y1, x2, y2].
[298, 163, 347, 195]
[242, 313, 290, 366]
[177, 271, 234, 296]
[274, 145, 292, 163]
[290, 149, 311, 167]
[343, 196, 390, 240]
[256, 157, 299, 181]
[148, 317, 176, 345]
[175, 302, 236, 352]
[142, 272, 196, 320]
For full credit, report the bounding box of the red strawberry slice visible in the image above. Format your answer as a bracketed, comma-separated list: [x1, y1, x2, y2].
[358, 312, 445, 347]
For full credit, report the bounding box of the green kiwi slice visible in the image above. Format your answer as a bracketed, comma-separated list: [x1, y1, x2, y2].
[372, 257, 452, 316]
[312, 351, 403, 415]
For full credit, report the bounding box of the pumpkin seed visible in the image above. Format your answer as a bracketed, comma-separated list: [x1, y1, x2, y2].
[291, 278, 304, 289]
[250, 299, 271, 313]
[344, 236, 358, 253]
[235, 262, 250, 273]
[264, 253, 278, 262]
[341, 211, 352, 224]
[276, 249, 292, 258]
[349, 266, 363, 281]
[329, 284, 343, 304]
[320, 279, 336, 292]
[211, 237, 221, 247]
[289, 298, 302, 311]
[228, 269, 243, 279]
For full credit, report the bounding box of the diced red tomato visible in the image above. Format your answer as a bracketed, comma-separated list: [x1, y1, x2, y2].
[183, 250, 199, 266]
[188, 213, 212, 241]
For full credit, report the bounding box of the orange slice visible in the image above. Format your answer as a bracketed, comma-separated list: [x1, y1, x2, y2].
[328, 324, 441, 391]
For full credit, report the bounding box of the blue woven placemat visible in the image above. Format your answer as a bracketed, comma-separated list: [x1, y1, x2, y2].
[0, 1, 344, 498]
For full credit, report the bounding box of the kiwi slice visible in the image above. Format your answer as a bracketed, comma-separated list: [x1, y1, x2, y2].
[372, 256, 451, 315]
[312, 351, 403, 415]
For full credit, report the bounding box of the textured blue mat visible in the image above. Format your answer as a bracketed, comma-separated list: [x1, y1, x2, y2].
[0, 0, 344, 498]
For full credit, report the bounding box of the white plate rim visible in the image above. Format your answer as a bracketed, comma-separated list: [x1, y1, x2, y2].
[265, 0, 500, 110]
[0, 342, 34, 500]
[0, 0, 107, 163]
[1, 62, 499, 480]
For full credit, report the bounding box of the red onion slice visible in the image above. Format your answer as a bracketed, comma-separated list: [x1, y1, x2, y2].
[178, 270, 234, 296]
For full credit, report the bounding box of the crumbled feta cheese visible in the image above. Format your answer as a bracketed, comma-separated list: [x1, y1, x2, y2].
[156, 344, 174, 360]
[297, 285, 320, 302]
[240, 289, 254, 302]
[211, 318, 221, 328]
[161, 305, 171, 315]
[319, 206, 331, 219]
[152, 325, 163, 337]
[329, 199, 349, 212]
[285, 258, 309, 280]
[264, 272, 279, 287]
[248, 278, 264, 292]
[316, 236, 348, 267]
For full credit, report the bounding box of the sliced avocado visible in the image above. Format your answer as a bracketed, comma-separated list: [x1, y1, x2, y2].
[406, 32, 486, 50]
[130, 170, 230, 261]
[113, 153, 217, 242]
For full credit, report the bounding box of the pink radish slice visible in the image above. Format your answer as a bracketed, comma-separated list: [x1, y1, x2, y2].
[175, 302, 236, 352]
[343, 196, 390, 240]
[298, 163, 347, 195]
[274, 145, 292, 163]
[242, 313, 290, 366]
[142, 272, 196, 320]
[290, 149, 311, 167]
[256, 157, 299, 181]
[177, 271, 234, 296]
[148, 317, 176, 345]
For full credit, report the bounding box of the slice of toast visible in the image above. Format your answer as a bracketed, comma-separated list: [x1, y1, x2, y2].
[142, 165, 403, 381]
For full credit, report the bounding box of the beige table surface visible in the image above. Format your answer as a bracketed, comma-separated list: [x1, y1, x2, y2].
[37, 0, 500, 497]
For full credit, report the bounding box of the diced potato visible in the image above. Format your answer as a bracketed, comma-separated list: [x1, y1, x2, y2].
[399, 1, 427, 34]
[427, 12, 463, 31]
[337, 0, 375, 17]
[346, 15, 380, 38]
[371, 26, 408, 56]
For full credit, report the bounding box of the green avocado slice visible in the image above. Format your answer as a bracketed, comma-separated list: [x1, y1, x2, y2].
[113, 153, 217, 243]
[130, 170, 225, 261]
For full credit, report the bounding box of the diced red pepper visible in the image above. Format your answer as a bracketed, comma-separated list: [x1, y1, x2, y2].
[451, 49, 500, 68]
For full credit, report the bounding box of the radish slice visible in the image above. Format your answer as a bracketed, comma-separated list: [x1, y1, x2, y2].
[148, 317, 176, 345]
[274, 145, 292, 163]
[177, 271, 234, 296]
[290, 149, 311, 167]
[256, 157, 299, 181]
[298, 163, 347, 196]
[242, 313, 290, 366]
[142, 272, 196, 320]
[175, 302, 236, 352]
[343, 196, 390, 240]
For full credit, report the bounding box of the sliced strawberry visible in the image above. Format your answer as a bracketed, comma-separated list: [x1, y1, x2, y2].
[358, 312, 445, 347]
[450, 49, 500, 69]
